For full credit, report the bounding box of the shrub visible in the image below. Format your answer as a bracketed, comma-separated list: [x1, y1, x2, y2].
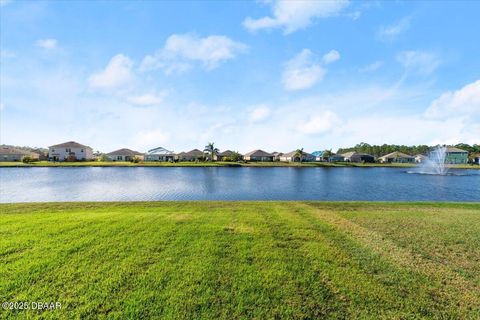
[21, 156, 35, 163]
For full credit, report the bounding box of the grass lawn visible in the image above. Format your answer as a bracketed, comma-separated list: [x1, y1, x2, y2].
[1, 202, 480, 319]
[1, 160, 479, 169]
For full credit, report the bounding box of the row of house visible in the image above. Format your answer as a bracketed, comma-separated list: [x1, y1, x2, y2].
[1, 141, 478, 164]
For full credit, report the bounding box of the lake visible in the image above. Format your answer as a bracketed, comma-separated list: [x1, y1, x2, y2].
[0, 167, 479, 203]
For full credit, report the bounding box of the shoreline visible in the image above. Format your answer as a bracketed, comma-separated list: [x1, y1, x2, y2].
[1, 161, 478, 169]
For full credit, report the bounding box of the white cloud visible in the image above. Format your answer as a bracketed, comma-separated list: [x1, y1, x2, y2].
[140, 34, 248, 74]
[249, 105, 271, 122]
[425, 80, 480, 119]
[397, 51, 440, 76]
[35, 38, 58, 49]
[378, 16, 411, 41]
[128, 92, 167, 106]
[243, 0, 350, 34]
[359, 61, 383, 73]
[297, 110, 341, 134]
[88, 54, 134, 89]
[322, 50, 340, 64]
[282, 49, 326, 91]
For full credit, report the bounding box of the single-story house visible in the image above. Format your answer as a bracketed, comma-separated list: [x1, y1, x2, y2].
[311, 151, 327, 161]
[177, 149, 205, 161]
[144, 147, 175, 161]
[342, 151, 375, 163]
[279, 150, 315, 162]
[444, 147, 468, 164]
[48, 141, 93, 161]
[214, 150, 242, 161]
[415, 154, 428, 163]
[0, 146, 40, 161]
[244, 149, 274, 161]
[379, 151, 415, 163]
[329, 154, 345, 162]
[106, 148, 144, 161]
[271, 152, 283, 161]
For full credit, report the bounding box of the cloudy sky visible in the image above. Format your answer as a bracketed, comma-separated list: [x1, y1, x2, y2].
[1, 0, 479, 153]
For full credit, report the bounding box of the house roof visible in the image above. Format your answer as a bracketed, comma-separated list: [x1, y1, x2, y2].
[282, 150, 314, 158]
[244, 149, 273, 157]
[311, 151, 324, 157]
[0, 146, 35, 156]
[446, 146, 468, 153]
[415, 154, 427, 159]
[218, 150, 237, 156]
[146, 147, 174, 155]
[271, 152, 283, 156]
[184, 149, 204, 156]
[380, 151, 414, 159]
[341, 151, 356, 158]
[342, 151, 374, 158]
[49, 141, 91, 149]
[106, 148, 143, 156]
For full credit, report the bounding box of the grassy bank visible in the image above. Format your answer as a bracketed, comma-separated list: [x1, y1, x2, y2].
[1, 160, 478, 169]
[1, 202, 479, 319]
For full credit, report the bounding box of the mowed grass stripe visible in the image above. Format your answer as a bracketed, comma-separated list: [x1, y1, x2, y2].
[300, 202, 480, 317]
[1, 202, 479, 319]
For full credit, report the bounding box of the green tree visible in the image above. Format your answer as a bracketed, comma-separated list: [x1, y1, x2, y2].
[294, 148, 304, 162]
[231, 151, 241, 162]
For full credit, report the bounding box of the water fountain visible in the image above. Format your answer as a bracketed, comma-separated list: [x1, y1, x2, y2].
[410, 146, 449, 175]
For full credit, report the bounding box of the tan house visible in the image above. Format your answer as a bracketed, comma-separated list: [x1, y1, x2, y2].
[272, 152, 283, 161]
[279, 150, 315, 162]
[106, 148, 144, 161]
[177, 149, 205, 161]
[244, 149, 274, 161]
[415, 154, 428, 163]
[48, 141, 93, 161]
[0, 146, 39, 161]
[379, 151, 415, 163]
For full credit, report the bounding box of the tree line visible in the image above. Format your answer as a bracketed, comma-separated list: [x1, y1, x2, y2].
[336, 143, 480, 158]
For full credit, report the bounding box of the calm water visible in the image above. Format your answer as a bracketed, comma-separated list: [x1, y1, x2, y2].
[0, 167, 479, 203]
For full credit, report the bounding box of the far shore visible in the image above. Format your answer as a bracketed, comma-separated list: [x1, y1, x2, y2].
[1, 161, 478, 169]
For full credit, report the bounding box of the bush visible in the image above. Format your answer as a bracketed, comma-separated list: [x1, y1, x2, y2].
[21, 156, 35, 163]
[98, 155, 109, 162]
[131, 156, 141, 163]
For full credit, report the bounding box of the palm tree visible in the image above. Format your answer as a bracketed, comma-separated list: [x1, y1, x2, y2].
[294, 148, 304, 162]
[204, 142, 219, 162]
[323, 149, 332, 161]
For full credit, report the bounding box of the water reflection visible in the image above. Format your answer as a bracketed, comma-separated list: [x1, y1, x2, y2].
[0, 167, 478, 202]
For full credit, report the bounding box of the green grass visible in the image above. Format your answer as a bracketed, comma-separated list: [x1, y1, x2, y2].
[1, 202, 480, 319]
[1, 160, 479, 169]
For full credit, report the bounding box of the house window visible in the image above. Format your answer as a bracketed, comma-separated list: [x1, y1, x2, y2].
[81, 149, 84, 152]
[51, 149, 55, 152]
[117, 156, 122, 160]
[66, 148, 71, 152]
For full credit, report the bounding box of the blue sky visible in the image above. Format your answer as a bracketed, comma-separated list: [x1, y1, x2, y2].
[1, 0, 479, 153]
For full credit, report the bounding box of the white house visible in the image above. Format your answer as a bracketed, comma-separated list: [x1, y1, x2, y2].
[48, 141, 93, 161]
[144, 147, 175, 161]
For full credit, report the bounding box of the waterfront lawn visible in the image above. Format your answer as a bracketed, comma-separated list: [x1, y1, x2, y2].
[1, 202, 479, 319]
